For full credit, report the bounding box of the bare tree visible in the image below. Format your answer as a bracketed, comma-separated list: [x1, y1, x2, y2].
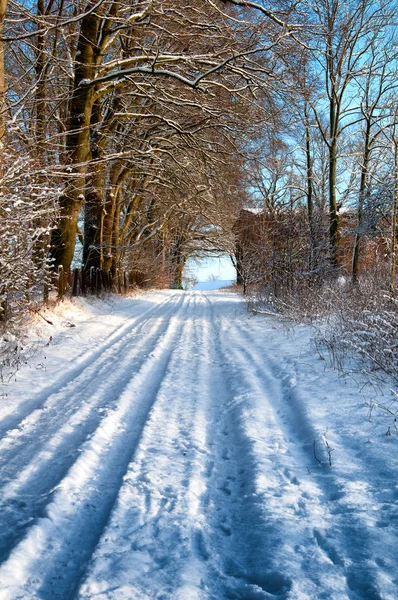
[305, 0, 393, 269]
[0, 0, 7, 176]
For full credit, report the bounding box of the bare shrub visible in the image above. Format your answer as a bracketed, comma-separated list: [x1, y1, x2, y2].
[0, 154, 58, 326]
[248, 274, 336, 323]
[314, 279, 398, 385]
[250, 267, 398, 388]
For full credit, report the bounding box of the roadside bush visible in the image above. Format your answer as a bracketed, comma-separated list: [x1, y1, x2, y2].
[0, 154, 57, 326]
[314, 282, 398, 385]
[249, 272, 398, 387]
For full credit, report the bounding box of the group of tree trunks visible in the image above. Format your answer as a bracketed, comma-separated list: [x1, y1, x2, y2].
[1, 0, 398, 321]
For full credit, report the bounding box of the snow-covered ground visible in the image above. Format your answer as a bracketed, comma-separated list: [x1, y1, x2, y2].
[193, 280, 235, 291]
[0, 290, 397, 600]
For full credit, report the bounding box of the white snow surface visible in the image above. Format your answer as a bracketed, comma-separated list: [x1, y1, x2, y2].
[193, 280, 235, 291]
[0, 290, 397, 600]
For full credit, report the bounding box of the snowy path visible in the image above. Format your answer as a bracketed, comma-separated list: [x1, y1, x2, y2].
[0, 291, 397, 600]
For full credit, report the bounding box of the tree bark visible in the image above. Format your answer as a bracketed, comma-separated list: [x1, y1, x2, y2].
[83, 98, 105, 272]
[50, 0, 102, 272]
[35, 0, 46, 157]
[329, 104, 339, 270]
[391, 131, 398, 291]
[83, 161, 104, 271]
[0, 0, 7, 320]
[0, 0, 7, 179]
[111, 195, 122, 275]
[102, 164, 122, 272]
[170, 234, 186, 289]
[352, 119, 371, 284]
[304, 104, 316, 271]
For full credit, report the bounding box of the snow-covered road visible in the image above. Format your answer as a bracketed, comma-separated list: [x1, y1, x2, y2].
[0, 291, 397, 600]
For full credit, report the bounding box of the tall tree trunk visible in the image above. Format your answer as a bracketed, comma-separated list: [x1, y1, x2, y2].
[173, 260, 185, 289]
[50, 0, 101, 272]
[35, 0, 46, 158]
[391, 129, 398, 291]
[83, 161, 104, 271]
[0, 0, 7, 320]
[171, 235, 185, 289]
[83, 99, 104, 272]
[352, 119, 371, 284]
[304, 104, 316, 272]
[0, 0, 7, 180]
[32, 0, 50, 275]
[329, 100, 339, 269]
[111, 196, 122, 274]
[102, 164, 121, 272]
[235, 243, 244, 286]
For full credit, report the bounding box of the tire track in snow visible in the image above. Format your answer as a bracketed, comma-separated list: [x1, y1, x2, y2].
[227, 317, 394, 599]
[171, 293, 216, 599]
[77, 292, 213, 600]
[0, 293, 191, 600]
[0, 292, 180, 439]
[191, 292, 295, 600]
[0, 293, 183, 471]
[217, 318, 345, 597]
[0, 295, 185, 564]
[1, 290, 394, 600]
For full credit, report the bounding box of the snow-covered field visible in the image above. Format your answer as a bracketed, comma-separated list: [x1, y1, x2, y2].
[193, 280, 235, 291]
[0, 290, 397, 600]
